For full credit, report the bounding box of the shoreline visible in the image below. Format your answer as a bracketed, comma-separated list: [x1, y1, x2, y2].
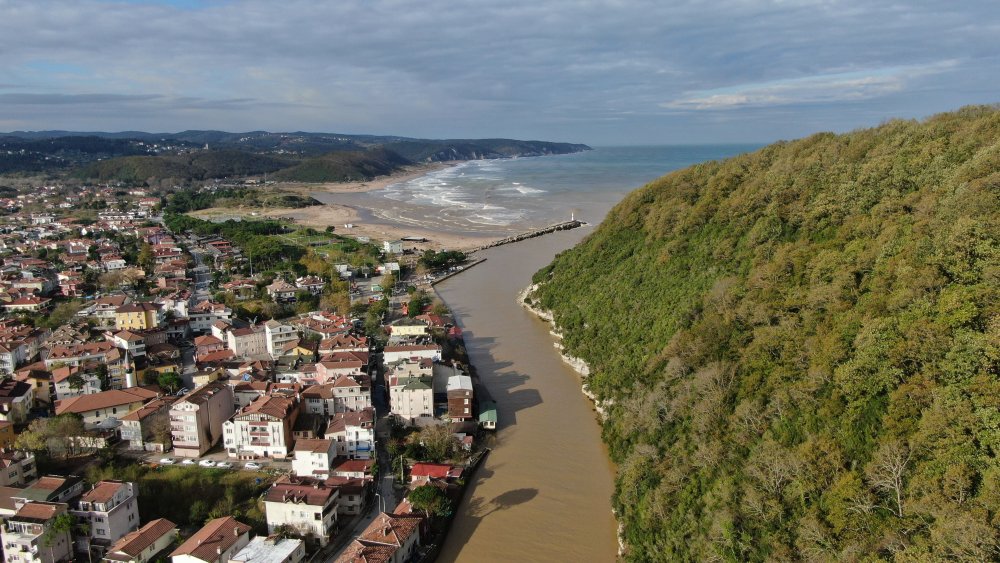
[189, 161, 506, 252]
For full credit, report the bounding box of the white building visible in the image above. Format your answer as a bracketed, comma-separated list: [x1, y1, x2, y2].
[382, 240, 403, 255]
[102, 517, 177, 563]
[264, 321, 298, 358]
[230, 536, 305, 563]
[71, 481, 139, 553]
[301, 376, 371, 416]
[388, 375, 433, 425]
[188, 301, 233, 335]
[226, 326, 268, 360]
[325, 408, 375, 460]
[0, 450, 37, 487]
[264, 476, 338, 546]
[1, 501, 73, 563]
[223, 396, 298, 460]
[291, 439, 337, 479]
[381, 344, 440, 366]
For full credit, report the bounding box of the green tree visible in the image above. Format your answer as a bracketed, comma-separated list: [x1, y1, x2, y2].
[416, 424, 459, 463]
[156, 372, 183, 394]
[408, 485, 451, 517]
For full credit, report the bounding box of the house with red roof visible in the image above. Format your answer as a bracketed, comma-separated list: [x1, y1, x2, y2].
[409, 463, 463, 483]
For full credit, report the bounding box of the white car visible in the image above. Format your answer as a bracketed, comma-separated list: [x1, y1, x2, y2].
[181, 459, 196, 465]
[216, 462, 233, 469]
[198, 460, 216, 467]
[243, 462, 262, 470]
[158, 457, 175, 465]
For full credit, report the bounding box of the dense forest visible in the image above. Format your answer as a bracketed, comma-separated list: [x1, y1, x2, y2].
[529, 106, 1000, 560]
[270, 147, 411, 182]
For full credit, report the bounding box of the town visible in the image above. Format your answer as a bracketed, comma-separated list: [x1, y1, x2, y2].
[0, 180, 498, 563]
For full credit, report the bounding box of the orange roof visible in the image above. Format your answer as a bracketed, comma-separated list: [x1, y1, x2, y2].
[336, 540, 396, 563]
[170, 516, 250, 561]
[13, 501, 65, 522]
[81, 481, 128, 504]
[56, 387, 159, 415]
[107, 518, 177, 558]
[357, 512, 421, 548]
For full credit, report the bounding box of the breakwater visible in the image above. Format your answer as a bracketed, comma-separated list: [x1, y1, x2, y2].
[469, 220, 585, 252]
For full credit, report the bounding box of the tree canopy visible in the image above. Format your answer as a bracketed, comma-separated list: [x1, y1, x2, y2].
[529, 106, 1000, 561]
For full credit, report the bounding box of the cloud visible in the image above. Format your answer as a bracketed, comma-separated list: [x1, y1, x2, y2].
[663, 62, 960, 110]
[0, 93, 162, 105]
[0, 1, 996, 143]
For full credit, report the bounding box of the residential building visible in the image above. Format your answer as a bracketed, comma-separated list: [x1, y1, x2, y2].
[336, 512, 422, 563]
[294, 276, 324, 296]
[382, 240, 403, 255]
[226, 327, 268, 360]
[70, 481, 139, 553]
[119, 396, 177, 452]
[265, 280, 298, 303]
[114, 303, 163, 332]
[170, 381, 235, 458]
[188, 301, 232, 335]
[102, 517, 177, 563]
[291, 439, 336, 479]
[388, 376, 433, 425]
[91, 295, 131, 323]
[0, 450, 37, 487]
[446, 374, 474, 422]
[13, 475, 85, 505]
[264, 321, 298, 359]
[55, 388, 160, 430]
[263, 476, 338, 546]
[194, 335, 226, 361]
[169, 516, 251, 563]
[0, 420, 15, 449]
[0, 379, 34, 423]
[229, 537, 305, 563]
[52, 365, 103, 402]
[301, 376, 371, 416]
[0, 502, 73, 563]
[223, 395, 299, 459]
[325, 408, 375, 460]
[381, 344, 440, 366]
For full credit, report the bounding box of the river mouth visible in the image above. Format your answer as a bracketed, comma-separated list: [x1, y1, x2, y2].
[434, 229, 618, 563]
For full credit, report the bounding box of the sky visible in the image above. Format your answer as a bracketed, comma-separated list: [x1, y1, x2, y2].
[0, 0, 998, 145]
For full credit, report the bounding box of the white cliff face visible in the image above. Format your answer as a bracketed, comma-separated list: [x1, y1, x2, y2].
[519, 283, 609, 420]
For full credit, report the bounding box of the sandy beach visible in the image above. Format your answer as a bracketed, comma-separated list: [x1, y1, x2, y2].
[189, 162, 502, 252]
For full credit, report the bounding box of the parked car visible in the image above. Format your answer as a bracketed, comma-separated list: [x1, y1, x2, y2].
[181, 459, 196, 465]
[243, 462, 262, 470]
[158, 457, 175, 465]
[216, 461, 233, 469]
[198, 460, 215, 467]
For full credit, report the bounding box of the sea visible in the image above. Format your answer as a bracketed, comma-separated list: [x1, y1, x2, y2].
[331, 145, 759, 238]
[410, 145, 758, 562]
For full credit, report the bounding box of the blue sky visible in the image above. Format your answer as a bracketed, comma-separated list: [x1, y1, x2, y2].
[0, 0, 997, 144]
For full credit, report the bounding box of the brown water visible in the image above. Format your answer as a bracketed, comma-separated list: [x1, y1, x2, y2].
[435, 228, 618, 563]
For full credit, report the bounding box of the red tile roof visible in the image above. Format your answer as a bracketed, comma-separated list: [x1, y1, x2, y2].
[170, 516, 250, 561]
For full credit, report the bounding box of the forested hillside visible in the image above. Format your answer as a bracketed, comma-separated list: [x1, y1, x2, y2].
[528, 106, 1000, 561]
[270, 147, 410, 182]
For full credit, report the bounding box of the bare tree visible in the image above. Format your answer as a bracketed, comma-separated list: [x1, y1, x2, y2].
[865, 439, 911, 517]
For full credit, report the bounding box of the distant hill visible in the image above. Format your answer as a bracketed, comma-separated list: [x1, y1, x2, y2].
[382, 138, 591, 162]
[528, 106, 1000, 561]
[75, 150, 292, 182]
[0, 129, 590, 180]
[270, 147, 411, 182]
